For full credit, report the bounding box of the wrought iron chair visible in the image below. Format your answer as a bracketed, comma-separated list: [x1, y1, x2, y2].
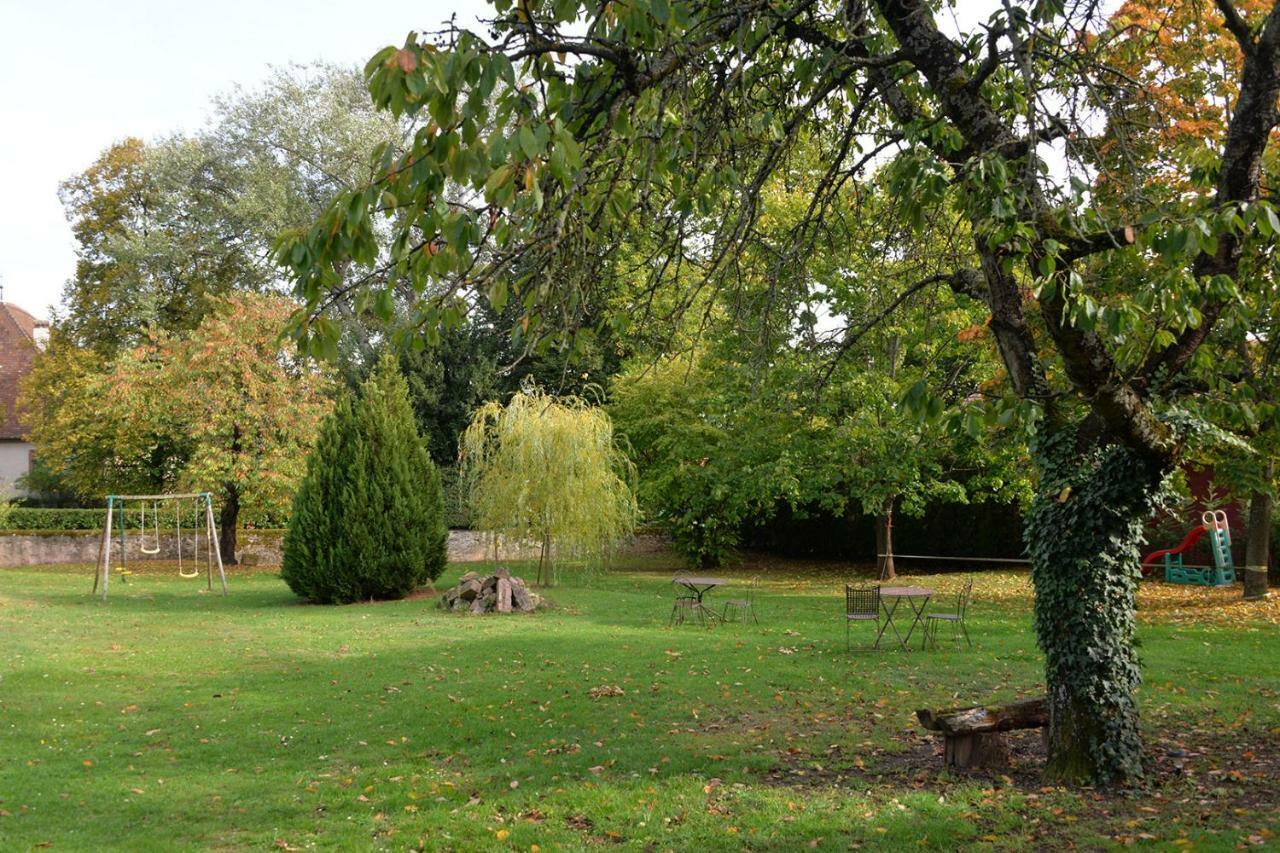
[721, 576, 760, 624]
[669, 578, 706, 627]
[845, 584, 882, 651]
[923, 577, 974, 649]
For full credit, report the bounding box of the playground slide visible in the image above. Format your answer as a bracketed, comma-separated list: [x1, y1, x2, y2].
[1140, 525, 1206, 577]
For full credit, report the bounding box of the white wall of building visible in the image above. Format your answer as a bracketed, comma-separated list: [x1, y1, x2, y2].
[0, 440, 32, 495]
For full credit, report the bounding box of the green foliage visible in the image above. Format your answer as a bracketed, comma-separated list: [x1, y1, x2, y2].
[21, 297, 331, 543]
[58, 66, 403, 357]
[0, 495, 13, 530]
[13, 456, 81, 507]
[610, 341, 1031, 568]
[56, 138, 159, 355]
[331, 297, 626, 475]
[2, 507, 188, 531]
[437, 465, 470, 529]
[282, 356, 447, 603]
[461, 386, 637, 584]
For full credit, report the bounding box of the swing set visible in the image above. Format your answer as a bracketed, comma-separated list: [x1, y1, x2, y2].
[92, 492, 227, 600]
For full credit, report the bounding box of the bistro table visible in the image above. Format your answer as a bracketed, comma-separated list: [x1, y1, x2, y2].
[877, 586, 935, 650]
[673, 576, 729, 624]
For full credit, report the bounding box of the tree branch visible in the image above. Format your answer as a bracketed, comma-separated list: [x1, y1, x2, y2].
[1060, 224, 1137, 263]
[820, 269, 982, 382]
[967, 23, 1007, 92]
[1215, 0, 1256, 55]
[1139, 1, 1280, 390]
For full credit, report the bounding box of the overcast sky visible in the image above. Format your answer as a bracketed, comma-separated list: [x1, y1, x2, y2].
[0, 1, 1013, 323]
[0, 0, 491, 320]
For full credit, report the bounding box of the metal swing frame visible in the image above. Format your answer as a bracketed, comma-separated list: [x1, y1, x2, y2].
[92, 492, 227, 600]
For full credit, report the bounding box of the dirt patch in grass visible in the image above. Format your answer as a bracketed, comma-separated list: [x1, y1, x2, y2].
[758, 725, 1280, 846]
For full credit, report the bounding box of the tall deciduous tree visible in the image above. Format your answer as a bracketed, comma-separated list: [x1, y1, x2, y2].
[57, 66, 402, 357]
[281, 1, 1280, 785]
[169, 296, 333, 561]
[461, 386, 636, 584]
[21, 296, 330, 562]
[57, 138, 159, 355]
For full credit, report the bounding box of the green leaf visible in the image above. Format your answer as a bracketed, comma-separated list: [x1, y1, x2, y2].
[489, 278, 508, 312]
[517, 125, 539, 160]
[483, 165, 514, 201]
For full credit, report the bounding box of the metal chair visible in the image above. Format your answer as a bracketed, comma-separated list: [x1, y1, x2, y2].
[924, 577, 973, 649]
[845, 584, 882, 651]
[669, 578, 706, 627]
[721, 576, 760, 624]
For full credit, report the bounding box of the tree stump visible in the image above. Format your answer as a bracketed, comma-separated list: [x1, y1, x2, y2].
[916, 698, 1047, 770]
[944, 733, 1009, 769]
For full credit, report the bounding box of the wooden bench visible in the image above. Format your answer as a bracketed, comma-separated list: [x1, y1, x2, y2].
[915, 698, 1047, 769]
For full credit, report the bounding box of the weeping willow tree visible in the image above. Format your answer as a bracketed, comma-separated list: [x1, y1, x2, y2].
[460, 386, 636, 585]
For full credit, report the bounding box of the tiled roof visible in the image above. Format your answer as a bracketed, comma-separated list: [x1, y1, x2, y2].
[0, 302, 48, 440]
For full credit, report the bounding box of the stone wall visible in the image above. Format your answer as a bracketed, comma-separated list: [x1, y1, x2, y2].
[0, 529, 286, 567]
[0, 529, 670, 567]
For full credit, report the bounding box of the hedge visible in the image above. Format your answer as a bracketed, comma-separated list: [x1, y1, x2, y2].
[5, 475, 471, 532]
[4, 508, 114, 531]
[6, 506, 214, 531]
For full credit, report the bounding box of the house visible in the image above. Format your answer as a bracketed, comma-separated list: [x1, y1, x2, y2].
[0, 295, 49, 495]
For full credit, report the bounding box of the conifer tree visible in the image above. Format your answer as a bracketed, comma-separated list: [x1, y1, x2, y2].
[281, 395, 356, 603]
[282, 356, 447, 603]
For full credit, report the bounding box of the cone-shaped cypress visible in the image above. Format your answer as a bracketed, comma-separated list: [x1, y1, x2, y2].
[281, 394, 357, 603]
[282, 356, 448, 603]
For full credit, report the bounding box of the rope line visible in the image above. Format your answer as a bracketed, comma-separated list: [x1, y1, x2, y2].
[878, 553, 1029, 563]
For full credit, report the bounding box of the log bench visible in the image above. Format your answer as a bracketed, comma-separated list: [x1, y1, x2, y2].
[915, 698, 1047, 769]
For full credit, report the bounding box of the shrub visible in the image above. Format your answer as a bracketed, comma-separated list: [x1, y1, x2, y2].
[3, 508, 108, 530]
[282, 356, 447, 603]
[1, 505, 278, 531]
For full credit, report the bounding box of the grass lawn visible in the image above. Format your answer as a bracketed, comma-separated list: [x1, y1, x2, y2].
[1, 556, 1278, 851]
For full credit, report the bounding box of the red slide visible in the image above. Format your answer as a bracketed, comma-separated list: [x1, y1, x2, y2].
[1141, 525, 1207, 577]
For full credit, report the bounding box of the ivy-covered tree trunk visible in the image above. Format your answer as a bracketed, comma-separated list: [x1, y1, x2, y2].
[1026, 429, 1167, 785]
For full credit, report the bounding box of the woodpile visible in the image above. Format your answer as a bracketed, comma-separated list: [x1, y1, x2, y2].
[440, 567, 543, 614]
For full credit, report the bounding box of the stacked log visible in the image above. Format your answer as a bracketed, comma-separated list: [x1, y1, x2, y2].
[439, 567, 543, 613]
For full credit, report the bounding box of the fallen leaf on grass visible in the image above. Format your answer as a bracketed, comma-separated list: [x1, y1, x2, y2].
[588, 685, 624, 700]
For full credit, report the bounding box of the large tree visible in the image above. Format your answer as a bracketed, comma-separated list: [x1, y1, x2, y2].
[57, 65, 403, 357]
[21, 296, 330, 562]
[280, 1, 1280, 785]
[57, 138, 159, 355]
